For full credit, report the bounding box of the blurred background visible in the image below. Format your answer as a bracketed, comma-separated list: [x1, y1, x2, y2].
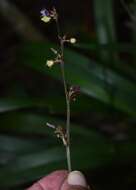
[0, 0, 136, 189]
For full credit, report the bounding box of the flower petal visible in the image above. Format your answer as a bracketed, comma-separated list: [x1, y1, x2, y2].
[41, 16, 51, 23]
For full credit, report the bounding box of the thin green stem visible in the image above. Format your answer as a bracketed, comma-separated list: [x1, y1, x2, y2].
[60, 61, 71, 172]
[55, 15, 72, 172]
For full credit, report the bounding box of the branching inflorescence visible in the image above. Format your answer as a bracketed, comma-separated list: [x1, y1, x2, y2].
[40, 8, 80, 172]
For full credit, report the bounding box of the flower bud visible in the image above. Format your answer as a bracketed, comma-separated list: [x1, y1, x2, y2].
[46, 60, 54, 67]
[41, 16, 51, 23]
[70, 38, 76, 44]
[69, 85, 80, 101]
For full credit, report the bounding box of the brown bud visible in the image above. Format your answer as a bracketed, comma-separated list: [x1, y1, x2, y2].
[68, 85, 80, 101]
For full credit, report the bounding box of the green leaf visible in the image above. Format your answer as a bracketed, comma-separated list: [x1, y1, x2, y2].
[0, 95, 109, 114]
[19, 42, 136, 115]
[0, 112, 136, 188]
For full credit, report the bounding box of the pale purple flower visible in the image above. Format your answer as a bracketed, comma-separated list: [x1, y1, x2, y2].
[40, 9, 50, 17]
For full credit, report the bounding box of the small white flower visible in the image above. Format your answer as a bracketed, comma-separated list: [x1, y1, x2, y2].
[46, 60, 54, 67]
[70, 38, 76, 44]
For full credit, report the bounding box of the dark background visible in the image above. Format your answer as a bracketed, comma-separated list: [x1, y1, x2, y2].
[0, 0, 136, 189]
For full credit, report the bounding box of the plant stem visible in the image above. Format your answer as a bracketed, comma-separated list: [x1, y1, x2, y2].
[55, 16, 72, 172]
[60, 60, 71, 172]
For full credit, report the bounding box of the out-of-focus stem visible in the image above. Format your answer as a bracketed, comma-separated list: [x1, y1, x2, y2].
[0, 0, 44, 41]
[121, 0, 134, 19]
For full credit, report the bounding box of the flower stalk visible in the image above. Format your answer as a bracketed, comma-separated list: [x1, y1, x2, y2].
[60, 60, 71, 172]
[41, 7, 78, 173]
[56, 20, 72, 173]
